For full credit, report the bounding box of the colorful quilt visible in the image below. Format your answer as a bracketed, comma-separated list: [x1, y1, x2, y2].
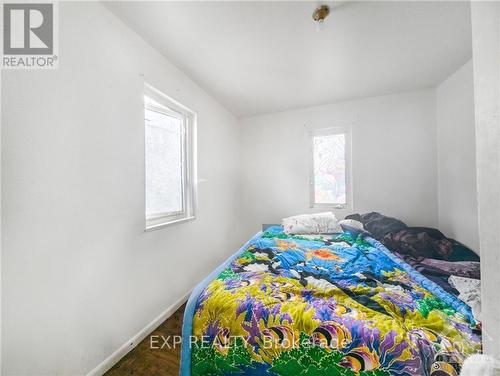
[180, 227, 481, 376]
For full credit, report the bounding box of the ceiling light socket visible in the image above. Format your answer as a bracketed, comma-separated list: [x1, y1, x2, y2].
[313, 5, 330, 23]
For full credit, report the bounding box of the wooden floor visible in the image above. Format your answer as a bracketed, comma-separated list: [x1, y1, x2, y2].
[106, 304, 185, 376]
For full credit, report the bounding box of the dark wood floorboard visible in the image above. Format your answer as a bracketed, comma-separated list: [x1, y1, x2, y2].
[105, 303, 185, 376]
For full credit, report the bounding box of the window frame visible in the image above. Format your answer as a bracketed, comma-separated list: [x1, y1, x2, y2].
[144, 84, 197, 231]
[308, 126, 352, 210]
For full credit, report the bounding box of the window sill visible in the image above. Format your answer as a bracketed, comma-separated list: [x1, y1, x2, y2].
[310, 203, 351, 210]
[145, 216, 196, 232]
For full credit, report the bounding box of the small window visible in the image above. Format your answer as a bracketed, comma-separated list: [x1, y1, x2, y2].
[309, 127, 351, 209]
[144, 84, 196, 230]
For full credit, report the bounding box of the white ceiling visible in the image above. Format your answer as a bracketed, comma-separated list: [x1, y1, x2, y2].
[105, 1, 472, 118]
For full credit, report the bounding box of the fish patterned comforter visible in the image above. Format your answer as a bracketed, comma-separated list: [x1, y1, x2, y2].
[180, 226, 481, 376]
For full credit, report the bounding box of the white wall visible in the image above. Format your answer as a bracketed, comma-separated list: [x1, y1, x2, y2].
[1, 2, 242, 375]
[471, 1, 500, 358]
[436, 61, 479, 251]
[239, 90, 438, 238]
[0, 1, 489, 373]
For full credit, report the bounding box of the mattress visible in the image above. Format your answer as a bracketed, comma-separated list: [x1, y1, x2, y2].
[180, 226, 481, 376]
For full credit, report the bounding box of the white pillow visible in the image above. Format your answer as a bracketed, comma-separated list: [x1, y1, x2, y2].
[282, 212, 340, 235]
[338, 219, 365, 230]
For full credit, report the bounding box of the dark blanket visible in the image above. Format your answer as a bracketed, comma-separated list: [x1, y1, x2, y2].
[344, 212, 480, 296]
[346, 212, 407, 239]
[382, 227, 454, 260]
[346, 212, 477, 262]
[448, 241, 480, 262]
[393, 252, 480, 294]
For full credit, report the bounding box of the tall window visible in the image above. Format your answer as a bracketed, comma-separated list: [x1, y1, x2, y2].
[309, 127, 351, 209]
[144, 85, 196, 230]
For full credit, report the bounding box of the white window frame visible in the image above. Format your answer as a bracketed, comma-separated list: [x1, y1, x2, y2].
[309, 126, 352, 209]
[144, 84, 197, 231]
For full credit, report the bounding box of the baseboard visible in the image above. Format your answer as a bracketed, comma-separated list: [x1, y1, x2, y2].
[87, 290, 191, 376]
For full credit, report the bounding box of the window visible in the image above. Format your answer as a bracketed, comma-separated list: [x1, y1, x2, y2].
[309, 127, 351, 209]
[144, 84, 196, 230]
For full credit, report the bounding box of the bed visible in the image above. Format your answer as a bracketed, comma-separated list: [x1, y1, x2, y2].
[180, 226, 481, 376]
